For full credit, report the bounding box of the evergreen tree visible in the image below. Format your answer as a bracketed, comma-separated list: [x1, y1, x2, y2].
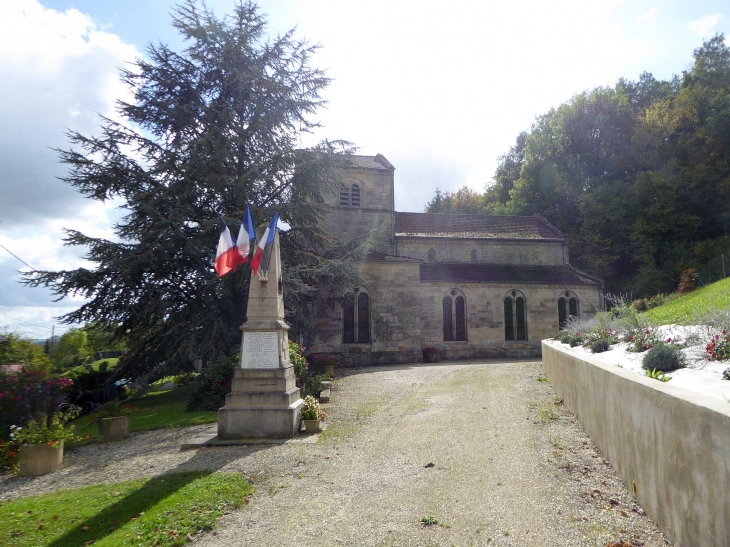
[26, 1, 362, 379]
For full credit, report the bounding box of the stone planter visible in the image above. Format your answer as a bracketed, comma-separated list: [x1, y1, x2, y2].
[19, 441, 64, 476]
[324, 364, 335, 376]
[303, 419, 320, 434]
[97, 416, 130, 441]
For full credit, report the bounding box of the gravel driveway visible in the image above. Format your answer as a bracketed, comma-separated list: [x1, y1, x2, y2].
[1, 360, 671, 546]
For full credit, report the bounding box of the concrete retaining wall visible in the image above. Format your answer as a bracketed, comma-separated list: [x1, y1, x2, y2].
[542, 340, 730, 547]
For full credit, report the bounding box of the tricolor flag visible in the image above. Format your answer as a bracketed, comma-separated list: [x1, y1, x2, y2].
[250, 212, 279, 276]
[236, 204, 256, 264]
[214, 215, 245, 277]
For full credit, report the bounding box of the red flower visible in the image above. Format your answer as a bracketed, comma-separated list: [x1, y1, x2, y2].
[85, 434, 90, 440]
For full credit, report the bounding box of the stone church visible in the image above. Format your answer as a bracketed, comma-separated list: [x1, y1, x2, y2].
[310, 154, 604, 365]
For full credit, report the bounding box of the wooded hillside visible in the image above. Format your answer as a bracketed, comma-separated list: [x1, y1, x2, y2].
[427, 35, 730, 296]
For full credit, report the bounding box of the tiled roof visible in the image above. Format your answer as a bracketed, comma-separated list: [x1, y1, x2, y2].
[367, 251, 422, 263]
[346, 154, 394, 170]
[395, 213, 565, 239]
[420, 263, 601, 285]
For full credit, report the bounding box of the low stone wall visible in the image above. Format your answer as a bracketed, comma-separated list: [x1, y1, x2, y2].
[542, 340, 730, 547]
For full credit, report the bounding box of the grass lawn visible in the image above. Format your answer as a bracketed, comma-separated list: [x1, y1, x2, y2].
[644, 277, 730, 325]
[72, 387, 217, 444]
[0, 471, 253, 546]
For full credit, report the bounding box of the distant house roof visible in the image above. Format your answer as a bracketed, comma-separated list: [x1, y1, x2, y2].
[420, 264, 601, 286]
[366, 251, 422, 263]
[0, 363, 26, 374]
[395, 213, 565, 240]
[346, 154, 394, 171]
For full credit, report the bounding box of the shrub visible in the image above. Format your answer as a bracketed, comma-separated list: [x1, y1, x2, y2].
[706, 330, 730, 361]
[642, 343, 686, 372]
[174, 371, 198, 386]
[568, 336, 583, 348]
[627, 328, 659, 353]
[422, 347, 440, 363]
[589, 339, 611, 353]
[9, 407, 80, 446]
[289, 341, 308, 387]
[723, 368, 730, 381]
[0, 369, 73, 440]
[185, 348, 239, 411]
[632, 299, 648, 312]
[677, 268, 697, 293]
[63, 363, 122, 406]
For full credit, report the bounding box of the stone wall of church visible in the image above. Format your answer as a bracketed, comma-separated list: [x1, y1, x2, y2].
[418, 282, 601, 360]
[396, 237, 565, 266]
[311, 261, 603, 366]
[310, 261, 423, 366]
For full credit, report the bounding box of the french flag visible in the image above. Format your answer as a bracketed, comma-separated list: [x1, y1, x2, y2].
[236, 204, 256, 264]
[250, 212, 279, 276]
[214, 215, 245, 277]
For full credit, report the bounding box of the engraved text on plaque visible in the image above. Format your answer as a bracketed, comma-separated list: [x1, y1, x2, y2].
[241, 332, 279, 368]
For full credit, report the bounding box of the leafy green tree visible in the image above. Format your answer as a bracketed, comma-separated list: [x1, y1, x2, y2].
[53, 328, 92, 370]
[424, 186, 485, 214]
[81, 322, 126, 355]
[0, 332, 52, 373]
[25, 1, 362, 379]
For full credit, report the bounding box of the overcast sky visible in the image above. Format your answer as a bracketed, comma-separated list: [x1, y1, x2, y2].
[1, 0, 729, 338]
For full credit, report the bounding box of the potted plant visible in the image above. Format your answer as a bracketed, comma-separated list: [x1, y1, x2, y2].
[317, 354, 340, 377]
[300, 395, 326, 434]
[96, 399, 131, 441]
[422, 347, 441, 363]
[10, 407, 79, 476]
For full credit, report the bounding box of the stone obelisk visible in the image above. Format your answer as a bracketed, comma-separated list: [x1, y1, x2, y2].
[217, 227, 303, 438]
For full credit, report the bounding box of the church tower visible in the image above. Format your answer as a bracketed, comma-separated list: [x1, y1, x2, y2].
[320, 154, 395, 254]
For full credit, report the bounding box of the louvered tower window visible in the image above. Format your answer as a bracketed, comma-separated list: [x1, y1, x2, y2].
[351, 184, 361, 207]
[339, 184, 349, 206]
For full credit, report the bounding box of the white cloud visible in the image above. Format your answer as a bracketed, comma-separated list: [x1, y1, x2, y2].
[635, 7, 658, 23]
[0, 1, 139, 320]
[688, 14, 723, 37]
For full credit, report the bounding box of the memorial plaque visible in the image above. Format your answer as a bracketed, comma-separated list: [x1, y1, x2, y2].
[241, 332, 279, 368]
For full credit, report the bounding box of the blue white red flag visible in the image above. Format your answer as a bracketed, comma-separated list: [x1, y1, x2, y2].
[236, 204, 256, 264]
[250, 212, 279, 275]
[214, 215, 245, 277]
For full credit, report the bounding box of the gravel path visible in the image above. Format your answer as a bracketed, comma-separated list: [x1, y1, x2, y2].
[1, 360, 671, 546]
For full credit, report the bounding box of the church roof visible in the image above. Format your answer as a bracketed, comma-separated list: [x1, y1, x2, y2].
[348, 154, 395, 171]
[395, 213, 565, 240]
[346, 154, 394, 170]
[419, 263, 601, 286]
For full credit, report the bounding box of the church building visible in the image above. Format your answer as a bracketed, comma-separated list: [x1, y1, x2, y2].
[310, 154, 604, 365]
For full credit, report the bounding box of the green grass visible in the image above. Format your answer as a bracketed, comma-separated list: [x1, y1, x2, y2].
[644, 277, 730, 325]
[0, 471, 253, 546]
[72, 388, 217, 443]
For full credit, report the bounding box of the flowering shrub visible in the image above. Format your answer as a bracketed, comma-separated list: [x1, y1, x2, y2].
[0, 369, 73, 440]
[0, 437, 18, 469]
[706, 331, 730, 361]
[9, 407, 80, 447]
[422, 347, 440, 363]
[300, 395, 326, 421]
[309, 353, 340, 371]
[627, 328, 660, 353]
[583, 328, 618, 346]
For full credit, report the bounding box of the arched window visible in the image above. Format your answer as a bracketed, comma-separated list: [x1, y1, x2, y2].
[558, 291, 579, 329]
[351, 184, 361, 208]
[427, 248, 437, 262]
[504, 290, 527, 341]
[443, 289, 467, 342]
[343, 288, 370, 343]
[471, 249, 478, 263]
[339, 184, 349, 207]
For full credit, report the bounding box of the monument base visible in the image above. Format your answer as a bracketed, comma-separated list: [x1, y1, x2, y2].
[217, 400, 303, 439]
[217, 366, 303, 439]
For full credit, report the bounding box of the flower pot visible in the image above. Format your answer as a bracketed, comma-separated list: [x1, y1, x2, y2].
[19, 441, 64, 476]
[303, 419, 320, 434]
[324, 364, 335, 376]
[97, 416, 130, 441]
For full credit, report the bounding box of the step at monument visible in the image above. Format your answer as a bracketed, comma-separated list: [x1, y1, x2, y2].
[217, 226, 303, 438]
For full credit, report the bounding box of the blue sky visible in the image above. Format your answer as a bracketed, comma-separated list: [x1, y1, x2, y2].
[1, 0, 729, 338]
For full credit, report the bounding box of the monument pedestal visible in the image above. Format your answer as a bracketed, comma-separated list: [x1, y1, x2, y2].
[218, 365, 302, 439]
[217, 228, 303, 439]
